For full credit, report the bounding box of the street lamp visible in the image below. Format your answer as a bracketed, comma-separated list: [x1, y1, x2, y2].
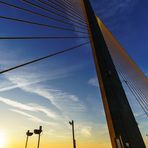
[34, 126, 42, 148]
[69, 120, 76, 148]
[25, 130, 33, 148]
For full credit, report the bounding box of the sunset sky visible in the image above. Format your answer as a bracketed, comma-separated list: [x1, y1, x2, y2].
[0, 0, 147, 148]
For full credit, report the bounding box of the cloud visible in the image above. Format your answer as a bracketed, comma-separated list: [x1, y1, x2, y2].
[88, 77, 98, 87]
[91, 0, 139, 31]
[0, 97, 35, 111]
[29, 103, 58, 119]
[75, 122, 93, 137]
[0, 45, 86, 122]
[10, 109, 56, 126]
[0, 68, 69, 92]
[76, 122, 107, 138]
[0, 70, 86, 118]
[21, 84, 86, 113]
[0, 49, 84, 93]
[80, 126, 92, 137]
[0, 96, 58, 119]
[93, 0, 139, 18]
[0, 76, 47, 92]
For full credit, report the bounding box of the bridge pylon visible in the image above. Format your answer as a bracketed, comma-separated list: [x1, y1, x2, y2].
[82, 0, 146, 147]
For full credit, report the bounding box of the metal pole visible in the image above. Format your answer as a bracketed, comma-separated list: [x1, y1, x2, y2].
[37, 133, 41, 148]
[69, 120, 76, 148]
[25, 130, 33, 148]
[146, 134, 148, 146]
[82, 0, 146, 147]
[34, 126, 42, 148]
[25, 135, 29, 148]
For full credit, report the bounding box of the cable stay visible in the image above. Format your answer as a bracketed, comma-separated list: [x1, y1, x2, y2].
[46, 0, 85, 21]
[0, 1, 87, 30]
[121, 73, 148, 108]
[0, 41, 89, 74]
[117, 68, 148, 106]
[0, 36, 89, 40]
[124, 80, 148, 117]
[64, 0, 85, 14]
[61, 0, 78, 11]
[39, 0, 86, 23]
[58, 0, 82, 14]
[0, 15, 88, 34]
[37, 0, 87, 25]
[21, 0, 88, 27]
[118, 70, 148, 117]
[117, 65, 148, 105]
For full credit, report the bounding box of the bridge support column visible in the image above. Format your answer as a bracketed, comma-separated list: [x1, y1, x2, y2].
[82, 0, 146, 147]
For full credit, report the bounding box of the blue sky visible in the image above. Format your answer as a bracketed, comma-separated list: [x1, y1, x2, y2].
[92, 0, 148, 73]
[0, 0, 147, 147]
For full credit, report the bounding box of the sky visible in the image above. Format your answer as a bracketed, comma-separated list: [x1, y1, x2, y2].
[0, 0, 147, 148]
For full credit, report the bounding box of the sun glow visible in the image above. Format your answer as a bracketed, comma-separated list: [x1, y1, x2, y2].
[0, 132, 6, 148]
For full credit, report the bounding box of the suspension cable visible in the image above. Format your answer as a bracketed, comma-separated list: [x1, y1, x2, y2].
[38, 0, 86, 24]
[21, 0, 87, 27]
[124, 80, 148, 117]
[49, 0, 84, 19]
[61, 0, 83, 14]
[47, 0, 85, 21]
[0, 42, 89, 74]
[61, 0, 78, 11]
[118, 69, 148, 106]
[0, 15, 88, 34]
[52, 0, 88, 28]
[0, 36, 88, 40]
[117, 70, 148, 117]
[0, 1, 87, 30]
[39, 0, 85, 22]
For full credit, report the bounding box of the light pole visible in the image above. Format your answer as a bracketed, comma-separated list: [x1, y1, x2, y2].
[69, 120, 76, 148]
[25, 130, 33, 148]
[34, 126, 42, 148]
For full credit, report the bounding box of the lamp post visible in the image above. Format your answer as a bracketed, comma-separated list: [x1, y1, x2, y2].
[69, 120, 76, 148]
[25, 130, 33, 148]
[34, 126, 42, 148]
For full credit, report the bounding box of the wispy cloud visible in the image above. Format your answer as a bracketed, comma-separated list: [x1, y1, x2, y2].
[91, 0, 139, 30]
[93, 0, 139, 18]
[0, 46, 86, 125]
[80, 126, 92, 137]
[76, 122, 108, 138]
[0, 97, 35, 111]
[10, 109, 56, 126]
[0, 67, 70, 92]
[20, 84, 86, 115]
[88, 77, 98, 87]
[0, 70, 86, 118]
[74, 122, 93, 137]
[0, 96, 58, 119]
